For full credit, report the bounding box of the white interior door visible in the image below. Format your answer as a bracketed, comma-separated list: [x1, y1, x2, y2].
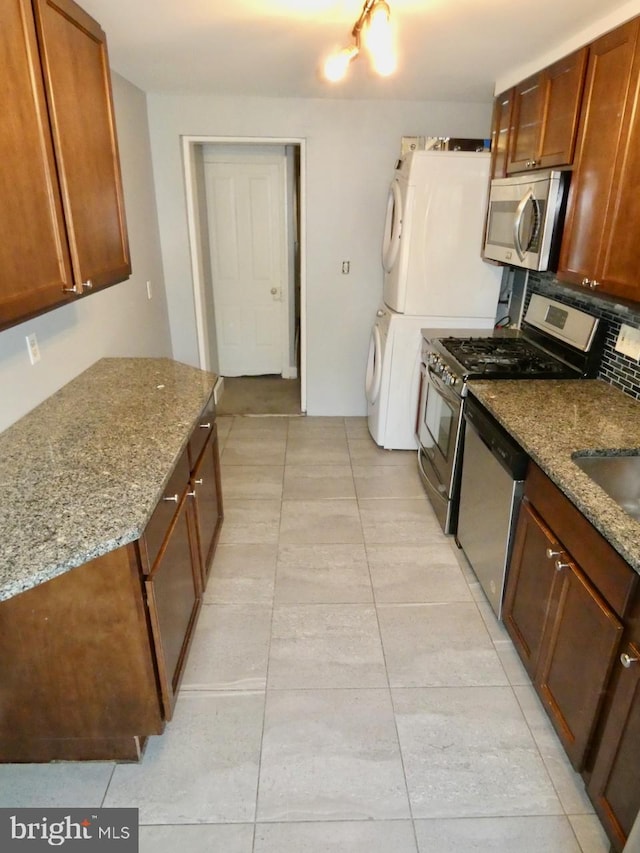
[204, 156, 288, 376]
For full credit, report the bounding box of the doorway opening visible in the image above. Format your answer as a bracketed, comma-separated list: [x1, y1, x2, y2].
[183, 136, 306, 415]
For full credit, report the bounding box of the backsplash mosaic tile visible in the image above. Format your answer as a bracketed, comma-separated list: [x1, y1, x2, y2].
[526, 272, 640, 402]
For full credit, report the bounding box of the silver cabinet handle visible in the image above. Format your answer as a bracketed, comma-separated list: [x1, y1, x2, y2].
[194, 478, 203, 485]
[199, 422, 211, 429]
[555, 559, 571, 572]
[581, 278, 590, 287]
[163, 494, 179, 503]
[187, 489, 196, 498]
[546, 548, 562, 559]
[621, 652, 639, 668]
[63, 284, 79, 293]
[83, 279, 93, 289]
[589, 280, 600, 289]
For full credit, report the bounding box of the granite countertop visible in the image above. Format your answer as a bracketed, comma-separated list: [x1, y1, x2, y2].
[467, 379, 640, 574]
[0, 358, 217, 602]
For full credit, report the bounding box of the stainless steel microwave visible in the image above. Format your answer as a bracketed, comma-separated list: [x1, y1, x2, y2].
[483, 169, 569, 271]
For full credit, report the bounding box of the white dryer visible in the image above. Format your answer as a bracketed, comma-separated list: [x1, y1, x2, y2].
[366, 306, 495, 450]
[382, 150, 502, 320]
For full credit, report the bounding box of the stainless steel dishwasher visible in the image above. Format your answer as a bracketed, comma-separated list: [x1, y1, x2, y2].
[456, 395, 528, 619]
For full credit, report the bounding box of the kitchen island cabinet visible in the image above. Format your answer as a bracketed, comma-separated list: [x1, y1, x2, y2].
[0, 0, 130, 331]
[0, 358, 222, 762]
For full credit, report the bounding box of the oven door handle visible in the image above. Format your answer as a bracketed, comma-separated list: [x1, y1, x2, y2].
[417, 449, 448, 497]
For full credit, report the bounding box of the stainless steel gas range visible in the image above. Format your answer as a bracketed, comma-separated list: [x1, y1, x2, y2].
[416, 294, 604, 534]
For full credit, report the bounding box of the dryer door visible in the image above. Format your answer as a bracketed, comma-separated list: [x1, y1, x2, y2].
[365, 324, 383, 404]
[382, 179, 402, 274]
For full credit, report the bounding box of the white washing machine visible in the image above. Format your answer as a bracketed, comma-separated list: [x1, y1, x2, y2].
[382, 150, 502, 319]
[366, 306, 495, 450]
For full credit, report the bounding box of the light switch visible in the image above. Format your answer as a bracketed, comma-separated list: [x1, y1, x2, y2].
[342, 261, 350, 274]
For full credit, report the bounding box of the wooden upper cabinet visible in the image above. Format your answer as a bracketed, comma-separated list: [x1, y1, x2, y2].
[489, 89, 514, 179]
[558, 19, 640, 301]
[0, 0, 130, 332]
[33, 0, 130, 292]
[507, 48, 587, 174]
[0, 0, 75, 329]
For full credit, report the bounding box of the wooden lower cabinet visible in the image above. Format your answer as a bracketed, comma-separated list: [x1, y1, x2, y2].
[144, 493, 201, 720]
[588, 642, 640, 851]
[504, 497, 622, 770]
[0, 406, 224, 762]
[190, 425, 224, 586]
[0, 547, 164, 762]
[503, 463, 639, 846]
[536, 558, 622, 769]
[503, 499, 560, 678]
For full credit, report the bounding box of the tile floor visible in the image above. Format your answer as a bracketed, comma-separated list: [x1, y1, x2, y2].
[0, 416, 613, 852]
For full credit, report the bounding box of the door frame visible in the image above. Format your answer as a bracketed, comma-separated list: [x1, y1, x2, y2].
[182, 135, 306, 411]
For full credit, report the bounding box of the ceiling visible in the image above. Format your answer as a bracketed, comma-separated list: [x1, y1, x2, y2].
[79, 0, 636, 102]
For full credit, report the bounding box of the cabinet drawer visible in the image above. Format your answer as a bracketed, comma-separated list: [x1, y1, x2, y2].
[188, 395, 216, 471]
[140, 447, 190, 573]
[525, 464, 636, 617]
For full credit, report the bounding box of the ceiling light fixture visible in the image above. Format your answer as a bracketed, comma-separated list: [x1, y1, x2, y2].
[323, 0, 396, 83]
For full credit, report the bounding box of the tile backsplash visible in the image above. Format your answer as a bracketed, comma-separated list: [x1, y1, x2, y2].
[526, 272, 640, 402]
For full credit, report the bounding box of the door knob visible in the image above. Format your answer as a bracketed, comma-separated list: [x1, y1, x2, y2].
[270, 287, 278, 295]
[621, 652, 639, 668]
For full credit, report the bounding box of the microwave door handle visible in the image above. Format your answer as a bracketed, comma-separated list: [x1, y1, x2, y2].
[513, 190, 535, 261]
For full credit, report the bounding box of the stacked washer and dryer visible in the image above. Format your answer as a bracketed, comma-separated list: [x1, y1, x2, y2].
[366, 149, 503, 449]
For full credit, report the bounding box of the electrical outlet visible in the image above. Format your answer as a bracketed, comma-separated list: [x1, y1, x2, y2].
[146, 280, 152, 300]
[615, 324, 640, 360]
[26, 333, 41, 365]
[342, 261, 350, 274]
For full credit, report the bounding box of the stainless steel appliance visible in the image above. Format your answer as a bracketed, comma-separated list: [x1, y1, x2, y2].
[483, 169, 569, 271]
[417, 293, 603, 534]
[457, 396, 528, 618]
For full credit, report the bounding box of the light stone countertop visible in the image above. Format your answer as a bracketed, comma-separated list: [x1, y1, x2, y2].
[0, 358, 217, 602]
[467, 378, 640, 574]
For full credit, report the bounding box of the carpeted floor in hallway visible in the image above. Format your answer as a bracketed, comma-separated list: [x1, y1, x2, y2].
[216, 375, 302, 416]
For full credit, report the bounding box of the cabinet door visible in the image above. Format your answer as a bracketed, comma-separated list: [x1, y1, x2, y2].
[507, 74, 543, 173]
[145, 497, 201, 719]
[490, 90, 514, 179]
[191, 426, 224, 587]
[503, 499, 559, 678]
[507, 49, 586, 174]
[537, 48, 587, 169]
[558, 20, 640, 292]
[0, 0, 74, 330]
[33, 0, 130, 292]
[536, 561, 623, 771]
[588, 643, 640, 852]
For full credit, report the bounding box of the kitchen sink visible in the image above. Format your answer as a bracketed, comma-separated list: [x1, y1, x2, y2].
[573, 453, 640, 521]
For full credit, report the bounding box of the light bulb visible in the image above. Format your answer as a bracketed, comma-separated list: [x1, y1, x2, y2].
[323, 46, 358, 82]
[364, 2, 396, 77]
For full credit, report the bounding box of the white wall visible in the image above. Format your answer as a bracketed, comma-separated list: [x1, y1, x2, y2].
[0, 74, 172, 433]
[147, 95, 492, 415]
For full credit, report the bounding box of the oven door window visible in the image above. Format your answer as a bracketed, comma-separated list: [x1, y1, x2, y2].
[422, 380, 455, 459]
